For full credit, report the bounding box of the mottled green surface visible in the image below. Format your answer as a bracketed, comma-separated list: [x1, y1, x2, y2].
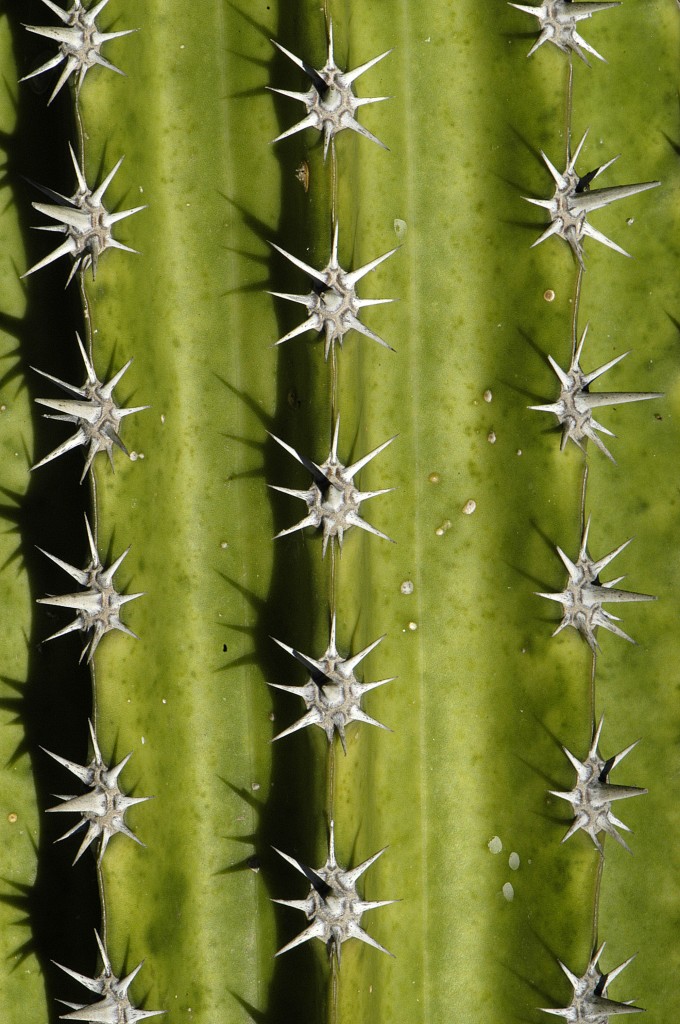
[0, 2, 678, 1023]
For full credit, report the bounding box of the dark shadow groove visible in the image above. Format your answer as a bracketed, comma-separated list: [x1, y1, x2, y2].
[214, 4, 334, 1023]
[0, 5, 100, 1020]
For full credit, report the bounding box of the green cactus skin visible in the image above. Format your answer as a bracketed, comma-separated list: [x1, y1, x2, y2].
[0, 2, 679, 1023]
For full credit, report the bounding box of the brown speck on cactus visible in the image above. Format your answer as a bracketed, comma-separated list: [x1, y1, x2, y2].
[269, 615, 392, 751]
[530, 324, 662, 461]
[32, 332, 148, 481]
[523, 129, 659, 268]
[269, 417, 396, 555]
[21, 0, 137, 105]
[37, 514, 143, 661]
[550, 716, 646, 854]
[43, 720, 151, 865]
[55, 929, 163, 1022]
[540, 941, 643, 1021]
[509, 1, 621, 65]
[273, 820, 395, 962]
[23, 144, 145, 285]
[270, 222, 397, 358]
[536, 517, 656, 650]
[269, 20, 392, 158]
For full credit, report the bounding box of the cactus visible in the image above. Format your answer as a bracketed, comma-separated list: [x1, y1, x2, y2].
[0, 2, 678, 1024]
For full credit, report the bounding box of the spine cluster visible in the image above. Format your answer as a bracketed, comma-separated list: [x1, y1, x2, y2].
[266, 11, 396, 975]
[18, 2, 157, 1020]
[512, 1, 660, 1017]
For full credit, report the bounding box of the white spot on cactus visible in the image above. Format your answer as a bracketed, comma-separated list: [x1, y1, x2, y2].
[483, 389, 493, 403]
[393, 218, 407, 240]
[540, 941, 643, 1021]
[509, 1, 620, 65]
[488, 430, 497, 444]
[551, 715, 646, 854]
[37, 514, 143, 661]
[488, 836, 502, 854]
[502, 882, 514, 902]
[32, 332, 148, 481]
[43, 720, 151, 865]
[273, 820, 395, 963]
[536, 515, 656, 650]
[269, 21, 392, 159]
[23, 144, 146, 284]
[462, 499, 476, 515]
[269, 417, 395, 555]
[54, 929, 163, 1023]
[509, 852, 520, 870]
[270, 221, 397, 358]
[523, 129, 659, 268]
[544, 289, 555, 302]
[21, 0, 137, 105]
[270, 615, 392, 752]
[400, 580, 414, 595]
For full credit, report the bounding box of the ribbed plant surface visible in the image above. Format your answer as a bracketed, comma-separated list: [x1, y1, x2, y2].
[0, 2, 678, 1023]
